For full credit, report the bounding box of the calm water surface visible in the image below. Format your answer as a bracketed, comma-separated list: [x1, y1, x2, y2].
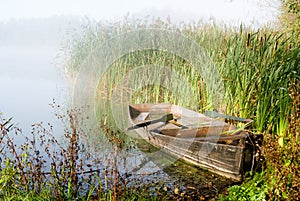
[0, 45, 66, 134]
[0, 33, 235, 200]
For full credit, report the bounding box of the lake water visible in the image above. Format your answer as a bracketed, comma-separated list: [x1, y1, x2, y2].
[0, 27, 235, 199]
[0, 44, 67, 134]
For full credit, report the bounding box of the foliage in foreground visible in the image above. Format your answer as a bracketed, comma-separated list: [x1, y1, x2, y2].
[0, 103, 180, 201]
[264, 79, 300, 200]
[0, 103, 126, 201]
[219, 79, 300, 201]
[218, 171, 268, 201]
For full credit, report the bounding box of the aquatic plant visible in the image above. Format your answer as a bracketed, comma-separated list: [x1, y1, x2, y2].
[64, 17, 299, 200]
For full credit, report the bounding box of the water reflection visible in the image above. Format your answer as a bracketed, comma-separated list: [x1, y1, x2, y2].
[0, 45, 66, 135]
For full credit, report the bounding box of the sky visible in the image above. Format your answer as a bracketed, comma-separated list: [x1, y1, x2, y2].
[0, 0, 281, 27]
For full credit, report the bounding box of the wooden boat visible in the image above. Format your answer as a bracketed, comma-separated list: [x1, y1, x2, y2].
[128, 103, 263, 181]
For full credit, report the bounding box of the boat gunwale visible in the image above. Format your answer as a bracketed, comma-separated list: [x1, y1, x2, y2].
[129, 103, 250, 144]
[128, 103, 261, 181]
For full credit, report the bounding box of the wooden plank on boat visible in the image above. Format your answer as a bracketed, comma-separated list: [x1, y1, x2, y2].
[148, 135, 244, 180]
[169, 127, 228, 137]
[134, 112, 149, 122]
[152, 133, 243, 171]
[127, 114, 173, 130]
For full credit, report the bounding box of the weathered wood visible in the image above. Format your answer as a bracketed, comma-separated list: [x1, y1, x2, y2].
[128, 103, 262, 181]
[127, 113, 173, 130]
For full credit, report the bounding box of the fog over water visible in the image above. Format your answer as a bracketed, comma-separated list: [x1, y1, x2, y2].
[0, 17, 79, 134]
[0, 1, 279, 132]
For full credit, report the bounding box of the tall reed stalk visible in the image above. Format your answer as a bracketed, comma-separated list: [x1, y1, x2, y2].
[65, 19, 299, 137]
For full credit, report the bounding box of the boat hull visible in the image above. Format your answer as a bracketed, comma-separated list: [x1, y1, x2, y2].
[128, 103, 263, 181]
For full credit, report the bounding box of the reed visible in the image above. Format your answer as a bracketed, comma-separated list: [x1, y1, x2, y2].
[65, 19, 299, 136]
[63, 17, 299, 200]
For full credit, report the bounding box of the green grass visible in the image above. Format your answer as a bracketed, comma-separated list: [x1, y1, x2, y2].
[218, 171, 268, 201]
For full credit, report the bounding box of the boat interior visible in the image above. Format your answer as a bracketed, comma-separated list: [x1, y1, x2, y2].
[128, 104, 246, 142]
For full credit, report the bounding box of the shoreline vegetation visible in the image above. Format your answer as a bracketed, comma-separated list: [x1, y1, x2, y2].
[0, 102, 235, 200]
[1, 1, 299, 200]
[67, 15, 299, 199]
